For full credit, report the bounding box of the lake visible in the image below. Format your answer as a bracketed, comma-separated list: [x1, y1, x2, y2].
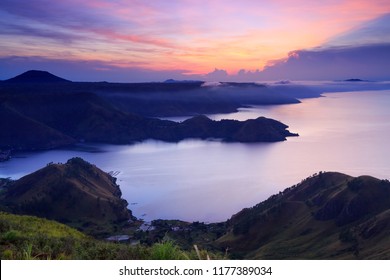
[1, 89, 390, 222]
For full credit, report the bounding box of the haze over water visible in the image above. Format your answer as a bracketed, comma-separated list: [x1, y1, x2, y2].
[1, 89, 390, 222]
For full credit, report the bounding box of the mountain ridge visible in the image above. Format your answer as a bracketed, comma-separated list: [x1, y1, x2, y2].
[215, 172, 390, 259]
[0, 78, 298, 152]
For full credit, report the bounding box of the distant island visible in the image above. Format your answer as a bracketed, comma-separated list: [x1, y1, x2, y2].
[1, 158, 389, 259]
[343, 78, 371, 82]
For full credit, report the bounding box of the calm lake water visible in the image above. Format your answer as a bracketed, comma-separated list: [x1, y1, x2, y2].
[1, 89, 390, 222]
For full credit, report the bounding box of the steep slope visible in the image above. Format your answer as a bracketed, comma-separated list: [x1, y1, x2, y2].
[216, 172, 390, 259]
[0, 103, 75, 150]
[2, 91, 147, 143]
[0, 157, 134, 236]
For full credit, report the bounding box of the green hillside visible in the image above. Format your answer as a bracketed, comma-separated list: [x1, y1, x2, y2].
[0, 212, 88, 259]
[216, 172, 390, 259]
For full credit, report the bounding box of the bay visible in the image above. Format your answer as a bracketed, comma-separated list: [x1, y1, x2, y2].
[1, 89, 389, 222]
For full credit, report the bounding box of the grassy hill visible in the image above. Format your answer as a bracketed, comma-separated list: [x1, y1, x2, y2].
[215, 172, 390, 259]
[0, 157, 133, 237]
[0, 212, 219, 260]
[0, 212, 88, 259]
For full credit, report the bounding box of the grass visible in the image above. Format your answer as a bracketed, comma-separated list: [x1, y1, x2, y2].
[149, 241, 189, 260]
[0, 212, 222, 260]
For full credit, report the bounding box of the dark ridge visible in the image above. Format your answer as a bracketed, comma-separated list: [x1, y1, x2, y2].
[219, 82, 266, 88]
[4, 70, 71, 84]
[0, 70, 302, 117]
[343, 78, 372, 82]
[164, 79, 204, 83]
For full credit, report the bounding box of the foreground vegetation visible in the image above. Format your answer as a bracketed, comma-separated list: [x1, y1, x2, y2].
[0, 212, 221, 260]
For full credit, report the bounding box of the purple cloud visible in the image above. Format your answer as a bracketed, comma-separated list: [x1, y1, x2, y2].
[204, 68, 228, 81]
[326, 13, 390, 47]
[259, 43, 390, 80]
[0, 0, 165, 48]
[0, 22, 82, 43]
[0, 0, 112, 30]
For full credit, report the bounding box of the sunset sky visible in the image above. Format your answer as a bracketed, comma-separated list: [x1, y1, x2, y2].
[1, 0, 389, 81]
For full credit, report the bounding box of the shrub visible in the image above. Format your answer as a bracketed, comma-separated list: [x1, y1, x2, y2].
[150, 241, 189, 260]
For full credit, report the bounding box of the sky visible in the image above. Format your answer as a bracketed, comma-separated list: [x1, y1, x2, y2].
[1, 0, 390, 82]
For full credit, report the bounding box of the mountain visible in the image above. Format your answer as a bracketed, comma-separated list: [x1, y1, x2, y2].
[215, 172, 390, 259]
[0, 70, 303, 119]
[0, 157, 134, 236]
[4, 70, 71, 83]
[0, 85, 297, 151]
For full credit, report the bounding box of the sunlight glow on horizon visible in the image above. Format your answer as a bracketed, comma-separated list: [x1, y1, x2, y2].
[1, 0, 390, 80]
